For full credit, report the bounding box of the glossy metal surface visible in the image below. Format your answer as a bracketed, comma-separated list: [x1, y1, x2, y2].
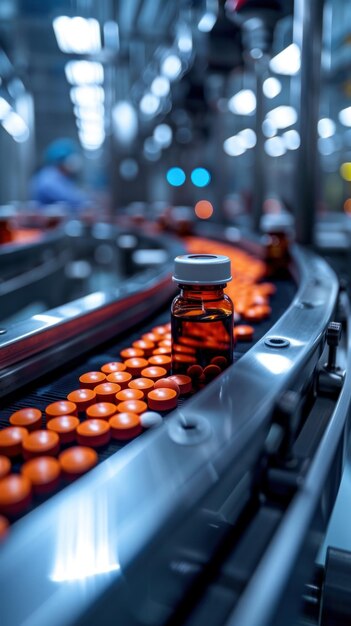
[0, 244, 339, 626]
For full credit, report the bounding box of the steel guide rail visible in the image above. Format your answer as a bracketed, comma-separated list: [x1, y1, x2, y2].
[0, 243, 340, 626]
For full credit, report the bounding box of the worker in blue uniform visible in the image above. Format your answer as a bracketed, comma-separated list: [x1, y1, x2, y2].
[30, 138, 89, 209]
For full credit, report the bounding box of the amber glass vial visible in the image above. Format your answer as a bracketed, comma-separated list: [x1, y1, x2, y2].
[171, 254, 234, 378]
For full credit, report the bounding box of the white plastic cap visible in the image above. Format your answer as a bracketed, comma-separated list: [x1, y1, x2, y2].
[173, 254, 232, 285]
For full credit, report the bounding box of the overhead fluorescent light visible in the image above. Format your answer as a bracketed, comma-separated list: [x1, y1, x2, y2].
[70, 86, 104, 106]
[266, 106, 297, 129]
[2, 111, 29, 142]
[161, 54, 182, 81]
[65, 61, 104, 85]
[151, 76, 170, 98]
[263, 77, 282, 99]
[198, 12, 217, 32]
[223, 136, 246, 156]
[269, 43, 300, 75]
[139, 93, 160, 116]
[339, 107, 351, 127]
[53, 16, 101, 54]
[0, 96, 11, 120]
[264, 136, 286, 157]
[112, 101, 138, 144]
[228, 89, 256, 115]
[318, 118, 336, 138]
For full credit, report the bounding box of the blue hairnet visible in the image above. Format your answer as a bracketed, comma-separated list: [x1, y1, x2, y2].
[44, 138, 80, 165]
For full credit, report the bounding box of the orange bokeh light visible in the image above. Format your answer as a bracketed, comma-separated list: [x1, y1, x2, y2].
[344, 198, 351, 215]
[194, 200, 214, 219]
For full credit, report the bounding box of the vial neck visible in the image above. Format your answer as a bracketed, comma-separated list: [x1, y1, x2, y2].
[178, 284, 226, 299]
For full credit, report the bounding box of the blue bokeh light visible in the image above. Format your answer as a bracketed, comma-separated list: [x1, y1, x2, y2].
[191, 167, 211, 187]
[166, 167, 186, 187]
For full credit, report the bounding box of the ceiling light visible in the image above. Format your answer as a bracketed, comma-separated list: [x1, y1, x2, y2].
[177, 24, 193, 54]
[266, 106, 297, 129]
[0, 96, 11, 120]
[264, 136, 286, 157]
[269, 43, 301, 75]
[65, 61, 104, 85]
[161, 54, 182, 81]
[228, 90, 256, 115]
[282, 129, 300, 150]
[237, 128, 256, 148]
[318, 118, 336, 137]
[153, 124, 172, 148]
[139, 93, 160, 116]
[339, 107, 351, 126]
[2, 111, 29, 142]
[223, 136, 246, 156]
[151, 76, 170, 98]
[263, 77, 282, 99]
[198, 12, 217, 32]
[53, 16, 101, 54]
[70, 86, 104, 106]
[112, 101, 138, 144]
[262, 119, 277, 137]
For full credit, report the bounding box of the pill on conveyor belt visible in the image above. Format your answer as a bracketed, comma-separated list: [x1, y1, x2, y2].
[0, 456, 11, 479]
[116, 400, 147, 415]
[186, 365, 203, 379]
[9, 408, 42, 432]
[168, 375, 192, 395]
[109, 413, 142, 440]
[120, 347, 144, 359]
[0, 427, 28, 457]
[140, 366, 167, 381]
[46, 400, 78, 418]
[47, 416, 79, 444]
[154, 378, 180, 395]
[123, 357, 149, 377]
[59, 446, 98, 481]
[140, 411, 163, 429]
[0, 474, 32, 516]
[86, 402, 118, 420]
[210, 356, 228, 369]
[67, 389, 96, 412]
[106, 371, 132, 388]
[116, 388, 144, 402]
[152, 346, 171, 355]
[142, 333, 159, 343]
[132, 340, 155, 356]
[21, 457, 61, 495]
[148, 355, 171, 371]
[147, 388, 178, 411]
[76, 419, 111, 447]
[128, 378, 154, 395]
[101, 361, 126, 374]
[22, 430, 60, 460]
[79, 371, 106, 389]
[93, 382, 121, 402]
[203, 364, 222, 380]
[233, 324, 254, 341]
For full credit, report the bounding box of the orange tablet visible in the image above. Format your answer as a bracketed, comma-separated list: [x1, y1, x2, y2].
[46, 400, 77, 418]
[79, 371, 106, 389]
[148, 355, 171, 371]
[21, 457, 61, 495]
[154, 378, 180, 395]
[59, 446, 98, 481]
[22, 430, 60, 460]
[132, 340, 155, 356]
[109, 413, 142, 440]
[116, 389, 144, 402]
[94, 382, 121, 403]
[86, 402, 117, 420]
[147, 388, 178, 411]
[120, 347, 144, 359]
[116, 400, 147, 415]
[128, 378, 154, 396]
[140, 366, 167, 381]
[76, 419, 111, 447]
[123, 357, 149, 377]
[67, 389, 96, 412]
[101, 361, 126, 374]
[9, 408, 42, 432]
[0, 427, 28, 457]
[106, 371, 132, 389]
[168, 375, 192, 395]
[47, 416, 79, 444]
[0, 474, 32, 516]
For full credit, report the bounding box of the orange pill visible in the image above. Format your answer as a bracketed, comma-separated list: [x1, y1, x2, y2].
[140, 366, 167, 381]
[168, 375, 192, 395]
[210, 356, 228, 369]
[158, 339, 172, 348]
[203, 364, 222, 380]
[0, 456, 11, 479]
[147, 388, 178, 411]
[128, 378, 154, 395]
[142, 333, 158, 343]
[152, 346, 172, 355]
[152, 325, 167, 336]
[255, 282, 276, 296]
[123, 357, 149, 377]
[148, 355, 171, 371]
[0, 474, 32, 516]
[67, 389, 96, 412]
[116, 400, 147, 414]
[94, 382, 121, 403]
[0, 515, 9, 539]
[23, 430, 60, 460]
[59, 446, 98, 481]
[116, 389, 144, 402]
[132, 340, 155, 356]
[101, 361, 126, 374]
[120, 347, 144, 359]
[172, 353, 197, 365]
[79, 371, 106, 389]
[86, 402, 117, 420]
[76, 419, 111, 448]
[187, 364, 203, 379]
[106, 371, 132, 389]
[234, 324, 254, 341]
[46, 400, 78, 418]
[47, 416, 79, 444]
[0, 427, 28, 457]
[109, 412, 142, 440]
[21, 457, 61, 495]
[173, 343, 196, 355]
[9, 408, 42, 432]
[154, 378, 180, 395]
